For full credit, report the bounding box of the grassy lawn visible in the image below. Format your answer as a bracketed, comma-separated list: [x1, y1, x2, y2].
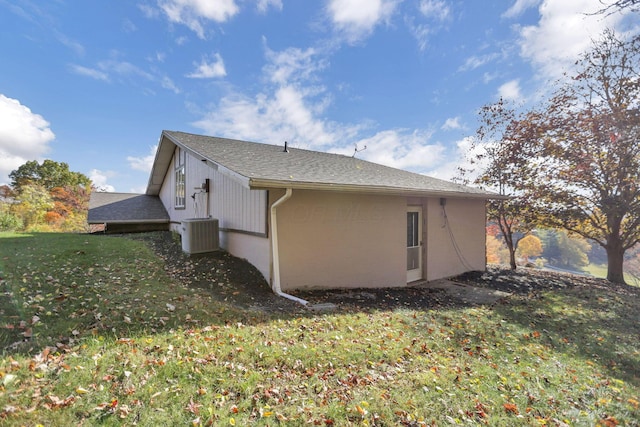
[584, 263, 640, 287]
[1, 233, 639, 426]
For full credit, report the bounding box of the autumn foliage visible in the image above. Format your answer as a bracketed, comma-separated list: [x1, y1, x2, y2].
[469, 30, 640, 283]
[0, 160, 91, 232]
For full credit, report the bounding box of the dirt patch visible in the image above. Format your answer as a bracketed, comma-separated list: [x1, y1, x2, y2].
[455, 265, 640, 298]
[124, 232, 639, 314]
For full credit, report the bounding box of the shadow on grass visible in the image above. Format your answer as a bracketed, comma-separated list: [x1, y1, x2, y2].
[491, 287, 640, 388]
[2, 231, 638, 392]
[0, 231, 474, 356]
[0, 232, 299, 357]
[132, 232, 640, 388]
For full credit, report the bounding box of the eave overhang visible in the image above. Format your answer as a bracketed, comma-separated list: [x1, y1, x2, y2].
[87, 219, 169, 225]
[248, 178, 508, 200]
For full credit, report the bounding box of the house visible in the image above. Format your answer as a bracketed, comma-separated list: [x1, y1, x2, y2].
[90, 130, 500, 295]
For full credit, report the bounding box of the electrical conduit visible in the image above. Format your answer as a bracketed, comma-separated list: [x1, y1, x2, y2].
[270, 188, 308, 305]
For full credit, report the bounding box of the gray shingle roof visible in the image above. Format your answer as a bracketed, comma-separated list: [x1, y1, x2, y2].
[88, 192, 169, 224]
[159, 131, 495, 198]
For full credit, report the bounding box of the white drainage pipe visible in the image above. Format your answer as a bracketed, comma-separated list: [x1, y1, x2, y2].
[270, 188, 308, 306]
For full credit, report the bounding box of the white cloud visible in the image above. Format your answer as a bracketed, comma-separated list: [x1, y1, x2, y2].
[441, 117, 462, 131]
[161, 76, 181, 93]
[502, 0, 541, 18]
[407, 0, 451, 51]
[517, 0, 625, 79]
[458, 52, 500, 72]
[139, 4, 160, 19]
[55, 31, 85, 56]
[427, 136, 487, 182]
[187, 53, 227, 78]
[71, 56, 181, 94]
[257, 0, 282, 13]
[193, 85, 341, 148]
[97, 58, 154, 80]
[353, 129, 445, 172]
[483, 71, 498, 84]
[122, 18, 137, 33]
[497, 79, 522, 101]
[419, 0, 451, 21]
[127, 145, 158, 173]
[263, 44, 327, 85]
[407, 22, 432, 51]
[89, 169, 116, 192]
[158, 0, 240, 38]
[192, 41, 445, 178]
[193, 82, 442, 174]
[193, 43, 339, 146]
[327, 0, 398, 43]
[0, 95, 54, 185]
[69, 64, 109, 81]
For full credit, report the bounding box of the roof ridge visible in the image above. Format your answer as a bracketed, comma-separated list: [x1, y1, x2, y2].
[164, 129, 357, 159]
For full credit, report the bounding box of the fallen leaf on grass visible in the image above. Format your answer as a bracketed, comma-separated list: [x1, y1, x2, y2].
[45, 394, 76, 409]
[503, 403, 519, 415]
[186, 398, 202, 415]
[598, 416, 619, 426]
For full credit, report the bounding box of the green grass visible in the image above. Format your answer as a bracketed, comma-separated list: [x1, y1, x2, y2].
[584, 263, 640, 286]
[1, 232, 639, 426]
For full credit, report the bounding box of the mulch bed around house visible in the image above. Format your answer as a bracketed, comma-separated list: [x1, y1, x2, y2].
[125, 231, 640, 314]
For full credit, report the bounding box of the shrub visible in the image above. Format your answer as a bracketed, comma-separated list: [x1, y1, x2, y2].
[0, 211, 23, 231]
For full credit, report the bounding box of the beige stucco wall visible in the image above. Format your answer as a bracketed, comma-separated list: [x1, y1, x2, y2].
[424, 197, 486, 280]
[220, 231, 271, 282]
[274, 190, 406, 290]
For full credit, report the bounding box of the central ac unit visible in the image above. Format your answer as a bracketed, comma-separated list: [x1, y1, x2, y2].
[181, 218, 219, 254]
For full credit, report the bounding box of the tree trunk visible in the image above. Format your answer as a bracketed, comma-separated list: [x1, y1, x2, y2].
[508, 244, 517, 270]
[606, 238, 626, 284]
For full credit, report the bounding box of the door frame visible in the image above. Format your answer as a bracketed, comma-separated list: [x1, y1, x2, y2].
[406, 206, 423, 282]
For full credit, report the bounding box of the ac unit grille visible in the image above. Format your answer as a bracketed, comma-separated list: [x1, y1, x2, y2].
[181, 218, 219, 254]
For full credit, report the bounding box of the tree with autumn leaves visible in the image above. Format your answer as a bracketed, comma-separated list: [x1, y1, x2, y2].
[467, 30, 640, 284]
[1, 160, 91, 232]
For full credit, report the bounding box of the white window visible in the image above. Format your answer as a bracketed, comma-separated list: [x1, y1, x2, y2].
[175, 148, 186, 208]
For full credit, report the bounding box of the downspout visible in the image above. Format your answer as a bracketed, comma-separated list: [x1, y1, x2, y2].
[270, 188, 308, 305]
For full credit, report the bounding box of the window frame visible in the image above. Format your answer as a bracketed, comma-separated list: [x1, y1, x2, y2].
[174, 148, 186, 209]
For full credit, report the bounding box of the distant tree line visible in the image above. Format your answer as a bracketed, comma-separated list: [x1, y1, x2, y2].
[0, 160, 91, 232]
[487, 226, 591, 271]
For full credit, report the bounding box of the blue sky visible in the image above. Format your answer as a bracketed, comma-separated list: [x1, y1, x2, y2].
[0, 0, 637, 192]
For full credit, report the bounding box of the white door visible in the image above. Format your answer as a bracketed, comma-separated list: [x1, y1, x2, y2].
[406, 206, 423, 282]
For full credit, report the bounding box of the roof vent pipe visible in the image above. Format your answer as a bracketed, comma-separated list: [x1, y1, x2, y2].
[283, 141, 289, 153]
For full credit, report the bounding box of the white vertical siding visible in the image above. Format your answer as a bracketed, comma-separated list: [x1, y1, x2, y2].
[209, 167, 267, 234]
[159, 147, 266, 235]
